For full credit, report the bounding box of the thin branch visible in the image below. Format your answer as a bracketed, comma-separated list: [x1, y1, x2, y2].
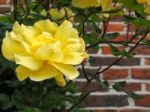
[81, 61, 90, 81]
[126, 10, 131, 41]
[97, 31, 149, 74]
[67, 92, 90, 112]
[24, 0, 30, 17]
[101, 19, 110, 39]
[13, 0, 18, 21]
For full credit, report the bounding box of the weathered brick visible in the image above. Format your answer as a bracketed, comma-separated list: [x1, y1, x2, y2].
[135, 95, 150, 107]
[89, 57, 140, 66]
[87, 47, 99, 54]
[120, 109, 150, 112]
[81, 95, 128, 107]
[78, 68, 98, 78]
[131, 69, 150, 79]
[146, 84, 150, 91]
[92, 110, 117, 112]
[125, 83, 141, 91]
[111, 15, 124, 22]
[103, 69, 128, 80]
[77, 81, 108, 92]
[133, 46, 150, 55]
[0, 6, 11, 13]
[144, 58, 150, 65]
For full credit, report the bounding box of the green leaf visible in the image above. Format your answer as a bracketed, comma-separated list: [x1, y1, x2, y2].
[126, 91, 142, 99]
[72, 108, 89, 112]
[0, 16, 11, 23]
[124, 15, 150, 27]
[19, 107, 40, 112]
[109, 44, 121, 56]
[122, 0, 144, 14]
[145, 40, 150, 46]
[102, 80, 109, 88]
[112, 81, 126, 91]
[121, 50, 134, 58]
[131, 18, 150, 27]
[104, 33, 119, 39]
[0, 93, 13, 110]
[0, 22, 12, 39]
[11, 89, 28, 110]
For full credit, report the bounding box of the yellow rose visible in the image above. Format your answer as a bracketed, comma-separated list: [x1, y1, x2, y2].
[72, 0, 101, 8]
[144, 6, 150, 14]
[136, 0, 147, 4]
[2, 20, 88, 87]
[100, 0, 112, 11]
[49, 7, 73, 20]
[136, 0, 150, 14]
[72, 0, 112, 11]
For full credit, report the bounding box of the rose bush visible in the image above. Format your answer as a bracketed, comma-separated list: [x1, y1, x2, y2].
[0, 0, 150, 112]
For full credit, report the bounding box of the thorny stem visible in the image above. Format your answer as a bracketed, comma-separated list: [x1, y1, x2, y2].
[67, 92, 90, 112]
[32, 0, 43, 10]
[81, 61, 90, 81]
[24, 0, 30, 17]
[101, 19, 110, 39]
[13, 0, 18, 21]
[79, 12, 92, 81]
[126, 10, 131, 41]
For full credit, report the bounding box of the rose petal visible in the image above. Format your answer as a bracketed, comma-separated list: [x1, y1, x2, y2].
[2, 32, 26, 61]
[55, 72, 66, 87]
[15, 55, 43, 71]
[34, 20, 58, 35]
[16, 63, 57, 81]
[51, 63, 79, 80]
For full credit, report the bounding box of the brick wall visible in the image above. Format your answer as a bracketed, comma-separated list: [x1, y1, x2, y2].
[0, 0, 11, 13]
[0, 1, 150, 112]
[79, 19, 150, 112]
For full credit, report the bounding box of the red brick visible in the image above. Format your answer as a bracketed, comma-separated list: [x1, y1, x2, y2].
[103, 69, 128, 80]
[131, 69, 150, 79]
[120, 109, 150, 112]
[81, 95, 128, 107]
[101, 46, 124, 55]
[102, 46, 112, 54]
[133, 46, 150, 55]
[106, 23, 124, 32]
[135, 95, 150, 107]
[125, 83, 141, 91]
[128, 24, 138, 32]
[0, 0, 6, 4]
